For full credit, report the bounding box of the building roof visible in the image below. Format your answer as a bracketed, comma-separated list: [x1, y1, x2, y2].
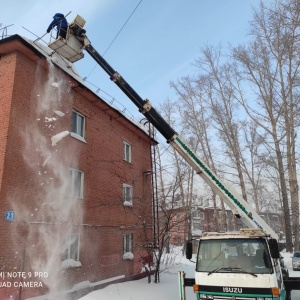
[0, 34, 157, 144]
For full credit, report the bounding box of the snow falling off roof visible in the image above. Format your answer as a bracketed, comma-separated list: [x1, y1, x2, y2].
[23, 36, 150, 137]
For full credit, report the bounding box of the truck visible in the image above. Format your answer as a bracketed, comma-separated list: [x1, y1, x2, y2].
[46, 14, 300, 300]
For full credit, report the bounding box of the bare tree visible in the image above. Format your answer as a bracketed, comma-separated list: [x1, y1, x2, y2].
[231, 0, 300, 251]
[239, 120, 268, 212]
[152, 100, 197, 283]
[194, 46, 249, 205]
[170, 75, 227, 231]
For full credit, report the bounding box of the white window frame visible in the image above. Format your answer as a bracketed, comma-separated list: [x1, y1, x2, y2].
[71, 111, 86, 142]
[123, 141, 132, 163]
[193, 211, 205, 220]
[69, 168, 84, 199]
[199, 212, 205, 220]
[123, 233, 133, 254]
[193, 222, 203, 231]
[123, 183, 133, 206]
[62, 233, 80, 261]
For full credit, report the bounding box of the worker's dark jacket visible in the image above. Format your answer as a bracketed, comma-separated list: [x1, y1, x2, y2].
[47, 13, 68, 38]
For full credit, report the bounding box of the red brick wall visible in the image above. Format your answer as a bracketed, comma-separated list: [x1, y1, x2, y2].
[0, 39, 153, 300]
[0, 52, 17, 190]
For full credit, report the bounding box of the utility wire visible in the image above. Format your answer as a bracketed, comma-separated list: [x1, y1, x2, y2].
[102, 0, 143, 56]
[84, 0, 143, 80]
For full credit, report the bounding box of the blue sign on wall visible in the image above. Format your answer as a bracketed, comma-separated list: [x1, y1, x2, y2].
[5, 211, 15, 221]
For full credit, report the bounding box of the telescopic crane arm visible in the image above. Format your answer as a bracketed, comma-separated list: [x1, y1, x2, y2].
[84, 43, 176, 141]
[60, 17, 279, 240]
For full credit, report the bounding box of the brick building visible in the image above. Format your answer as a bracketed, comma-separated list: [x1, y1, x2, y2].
[167, 207, 284, 246]
[0, 35, 155, 300]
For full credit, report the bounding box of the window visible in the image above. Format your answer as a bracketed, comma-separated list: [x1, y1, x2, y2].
[199, 212, 205, 220]
[62, 233, 80, 261]
[193, 211, 205, 220]
[123, 184, 133, 206]
[123, 141, 132, 163]
[71, 111, 85, 140]
[197, 239, 272, 274]
[193, 222, 203, 231]
[69, 168, 84, 198]
[123, 234, 133, 253]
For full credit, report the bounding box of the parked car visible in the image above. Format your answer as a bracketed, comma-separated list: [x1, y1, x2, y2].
[292, 251, 300, 271]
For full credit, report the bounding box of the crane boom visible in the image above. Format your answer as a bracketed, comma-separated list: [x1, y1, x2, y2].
[84, 44, 176, 141]
[48, 15, 278, 240]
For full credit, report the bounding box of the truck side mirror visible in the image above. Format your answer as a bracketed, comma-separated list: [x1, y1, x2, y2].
[186, 240, 193, 260]
[268, 238, 280, 259]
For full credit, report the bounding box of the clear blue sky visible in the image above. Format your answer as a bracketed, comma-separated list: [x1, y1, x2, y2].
[2, 0, 270, 120]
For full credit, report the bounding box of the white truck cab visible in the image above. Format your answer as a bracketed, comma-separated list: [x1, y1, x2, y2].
[189, 229, 285, 300]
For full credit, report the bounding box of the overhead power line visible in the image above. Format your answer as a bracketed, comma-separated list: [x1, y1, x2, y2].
[85, 0, 143, 80]
[102, 0, 143, 56]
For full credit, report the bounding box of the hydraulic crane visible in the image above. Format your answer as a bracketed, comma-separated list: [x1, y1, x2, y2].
[47, 14, 300, 300]
[48, 15, 277, 239]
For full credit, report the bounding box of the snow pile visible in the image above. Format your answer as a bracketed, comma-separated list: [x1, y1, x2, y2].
[61, 259, 82, 269]
[123, 252, 134, 260]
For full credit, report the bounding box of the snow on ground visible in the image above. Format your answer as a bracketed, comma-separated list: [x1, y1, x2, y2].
[281, 251, 299, 278]
[78, 247, 195, 300]
[78, 249, 299, 300]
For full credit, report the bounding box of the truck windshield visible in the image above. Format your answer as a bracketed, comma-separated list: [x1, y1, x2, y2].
[196, 238, 272, 274]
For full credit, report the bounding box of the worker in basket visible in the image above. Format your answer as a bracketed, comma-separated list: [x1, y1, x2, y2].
[47, 13, 68, 39]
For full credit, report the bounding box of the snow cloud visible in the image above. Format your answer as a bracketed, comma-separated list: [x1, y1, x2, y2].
[10, 60, 83, 297]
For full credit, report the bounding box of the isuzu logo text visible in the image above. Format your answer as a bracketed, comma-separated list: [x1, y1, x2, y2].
[223, 287, 243, 293]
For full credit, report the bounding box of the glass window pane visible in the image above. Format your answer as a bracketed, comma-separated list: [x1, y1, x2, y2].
[69, 169, 84, 198]
[61, 247, 68, 261]
[71, 112, 77, 133]
[71, 112, 85, 137]
[77, 115, 84, 136]
[123, 142, 131, 162]
[126, 187, 130, 200]
[74, 171, 81, 197]
[70, 235, 79, 260]
[123, 143, 127, 160]
[124, 234, 132, 253]
[197, 239, 272, 274]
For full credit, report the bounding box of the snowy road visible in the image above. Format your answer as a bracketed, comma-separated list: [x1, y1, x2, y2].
[282, 252, 300, 300]
[292, 290, 300, 300]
